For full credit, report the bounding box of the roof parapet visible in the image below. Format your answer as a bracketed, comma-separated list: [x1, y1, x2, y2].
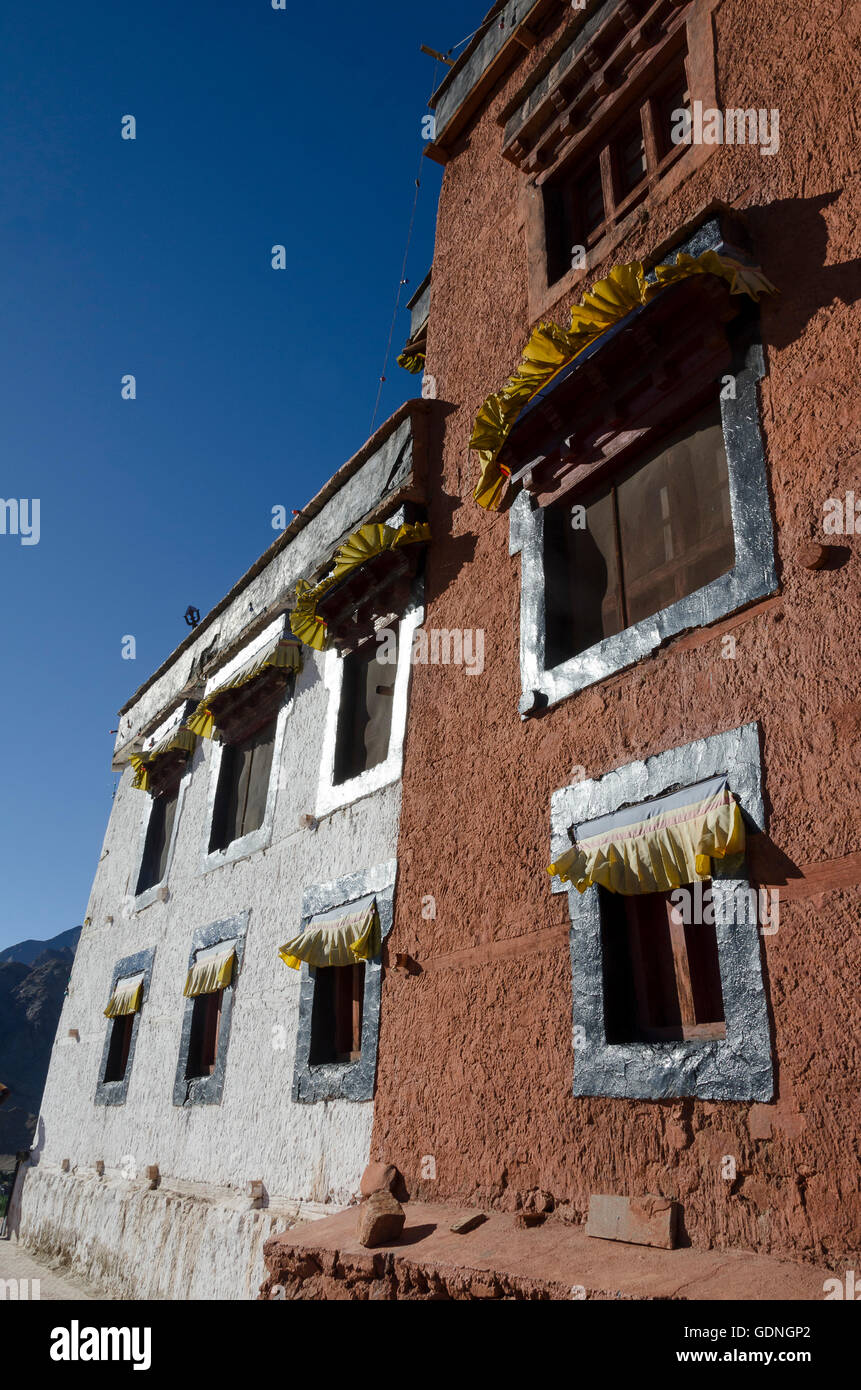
[113, 401, 434, 764]
[424, 0, 563, 163]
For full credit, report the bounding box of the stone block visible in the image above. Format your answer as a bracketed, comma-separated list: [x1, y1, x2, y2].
[356, 1190, 406, 1248]
[450, 1212, 488, 1235]
[360, 1162, 401, 1198]
[585, 1195, 678, 1249]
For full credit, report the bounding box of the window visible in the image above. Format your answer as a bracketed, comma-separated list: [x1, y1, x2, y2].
[292, 867, 395, 1104]
[550, 724, 774, 1101]
[309, 964, 365, 1064]
[103, 1014, 135, 1082]
[136, 786, 179, 894]
[185, 989, 223, 1078]
[545, 56, 691, 284]
[601, 888, 725, 1044]
[543, 402, 734, 668]
[95, 950, 154, 1107]
[655, 66, 691, 160]
[173, 914, 246, 1108]
[616, 121, 648, 200]
[509, 215, 777, 713]
[210, 714, 277, 851]
[333, 634, 398, 785]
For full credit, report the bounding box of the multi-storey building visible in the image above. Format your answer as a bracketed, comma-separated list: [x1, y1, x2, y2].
[13, 0, 860, 1299]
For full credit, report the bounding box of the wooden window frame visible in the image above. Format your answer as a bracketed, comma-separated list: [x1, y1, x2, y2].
[332, 631, 399, 787]
[549, 49, 691, 273]
[603, 886, 726, 1044]
[185, 989, 224, 1080]
[542, 396, 735, 663]
[103, 1013, 135, 1083]
[521, 0, 722, 322]
[136, 781, 181, 896]
[308, 962, 366, 1066]
[208, 677, 286, 853]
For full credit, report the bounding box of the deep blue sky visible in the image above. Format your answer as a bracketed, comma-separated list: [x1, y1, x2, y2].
[0, 0, 480, 950]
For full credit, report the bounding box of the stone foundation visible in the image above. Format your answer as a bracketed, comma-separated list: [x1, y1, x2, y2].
[11, 1163, 328, 1300]
[259, 1202, 832, 1301]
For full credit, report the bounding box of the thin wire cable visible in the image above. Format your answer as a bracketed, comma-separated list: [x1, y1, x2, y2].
[369, 151, 425, 435]
[368, 9, 506, 434]
[448, 9, 500, 55]
[369, 57, 441, 435]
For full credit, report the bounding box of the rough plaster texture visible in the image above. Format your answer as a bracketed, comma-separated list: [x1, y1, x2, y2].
[371, 0, 861, 1268]
[16, 440, 417, 1297]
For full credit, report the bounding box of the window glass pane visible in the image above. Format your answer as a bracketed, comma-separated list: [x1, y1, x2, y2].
[658, 68, 691, 157]
[210, 715, 277, 849]
[333, 635, 398, 785]
[155, 791, 177, 885]
[137, 787, 178, 894]
[577, 163, 604, 238]
[616, 403, 735, 625]
[227, 740, 254, 842]
[544, 490, 624, 667]
[617, 121, 647, 197]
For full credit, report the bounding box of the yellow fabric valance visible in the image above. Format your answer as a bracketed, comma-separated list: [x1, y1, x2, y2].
[397, 349, 426, 375]
[130, 726, 197, 792]
[279, 898, 380, 970]
[548, 776, 745, 896]
[289, 522, 431, 651]
[470, 250, 778, 511]
[187, 635, 302, 740]
[104, 979, 143, 1018]
[184, 948, 235, 998]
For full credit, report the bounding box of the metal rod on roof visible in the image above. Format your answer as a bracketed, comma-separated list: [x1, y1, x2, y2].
[420, 44, 455, 66]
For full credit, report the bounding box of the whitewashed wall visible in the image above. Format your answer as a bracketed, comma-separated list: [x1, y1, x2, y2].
[13, 435, 418, 1298]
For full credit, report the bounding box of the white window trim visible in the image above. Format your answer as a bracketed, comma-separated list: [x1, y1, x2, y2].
[131, 767, 191, 912]
[196, 617, 295, 875]
[315, 600, 424, 818]
[201, 615, 286, 697]
[198, 697, 292, 874]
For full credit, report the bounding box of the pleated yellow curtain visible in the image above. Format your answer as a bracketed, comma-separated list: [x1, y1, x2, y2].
[187, 636, 302, 740]
[397, 350, 426, 374]
[104, 979, 143, 1018]
[548, 776, 745, 895]
[130, 726, 197, 792]
[289, 522, 431, 651]
[279, 898, 380, 970]
[183, 949, 235, 998]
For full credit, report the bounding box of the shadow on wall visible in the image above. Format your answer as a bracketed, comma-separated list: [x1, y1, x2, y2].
[4, 1118, 44, 1239]
[746, 190, 861, 357]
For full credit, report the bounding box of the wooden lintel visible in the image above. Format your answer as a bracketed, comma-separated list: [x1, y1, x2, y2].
[514, 24, 539, 50]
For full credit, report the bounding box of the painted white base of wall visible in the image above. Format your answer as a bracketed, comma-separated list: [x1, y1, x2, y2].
[11, 1166, 333, 1301]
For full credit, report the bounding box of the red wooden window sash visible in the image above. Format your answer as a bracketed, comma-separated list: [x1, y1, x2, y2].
[550, 52, 692, 259]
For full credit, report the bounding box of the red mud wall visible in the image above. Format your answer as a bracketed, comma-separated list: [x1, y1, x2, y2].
[372, 0, 861, 1266]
